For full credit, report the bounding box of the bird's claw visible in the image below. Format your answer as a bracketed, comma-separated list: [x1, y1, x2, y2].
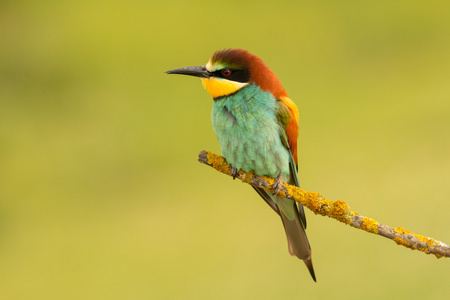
[230, 166, 239, 180]
[272, 174, 284, 195]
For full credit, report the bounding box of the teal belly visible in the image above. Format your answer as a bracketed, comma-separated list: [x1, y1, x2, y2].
[211, 85, 290, 179]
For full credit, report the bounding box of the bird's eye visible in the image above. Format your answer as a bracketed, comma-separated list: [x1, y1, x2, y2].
[222, 69, 231, 76]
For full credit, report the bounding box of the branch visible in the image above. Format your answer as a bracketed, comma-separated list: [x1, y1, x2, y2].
[198, 150, 450, 259]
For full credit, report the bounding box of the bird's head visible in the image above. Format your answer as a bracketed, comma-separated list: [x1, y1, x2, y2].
[165, 49, 288, 99]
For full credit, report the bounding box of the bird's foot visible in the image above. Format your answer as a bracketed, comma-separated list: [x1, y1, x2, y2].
[272, 174, 284, 195]
[230, 166, 239, 180]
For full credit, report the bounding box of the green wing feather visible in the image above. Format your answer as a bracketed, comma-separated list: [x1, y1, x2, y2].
[276, 99, 307, 228]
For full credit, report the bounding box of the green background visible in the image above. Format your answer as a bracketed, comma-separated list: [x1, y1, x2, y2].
[1, 0, 449, 299]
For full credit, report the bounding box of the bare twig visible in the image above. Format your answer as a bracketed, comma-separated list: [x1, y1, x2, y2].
[198, 150, 450, 259]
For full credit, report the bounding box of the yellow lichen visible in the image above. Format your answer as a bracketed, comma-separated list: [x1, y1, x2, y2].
[277, 190, 287, 199]
[286, 185, 310, 207]
[314, 198, 332, 216]
[394, 227, 431, 254]
[361, 217, 379, 234]
[392, 237, 441, 257]
[308, 194, 322, 213]
[395, 227, 441, 248]
[240, 171, 254, 184]
[392, 227, 444, 258]
[425, 237, 439, 248]
[394, 237, 411, 247]
[331, 200, 352, 224]
[286, 193, 353, 225]
[263, 175, 275, 186]
[394, 227, 413, 235]
[206, 151, 230, 174]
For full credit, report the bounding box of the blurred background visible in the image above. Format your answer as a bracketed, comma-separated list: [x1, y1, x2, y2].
[1, 0, 449, 299]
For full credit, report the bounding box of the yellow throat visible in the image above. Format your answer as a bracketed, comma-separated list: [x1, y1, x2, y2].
[202, 77, 247, 98]
[201, 60, 248, 98]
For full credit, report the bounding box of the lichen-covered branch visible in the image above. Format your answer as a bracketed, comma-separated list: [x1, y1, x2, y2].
[198, 150, 450, 259]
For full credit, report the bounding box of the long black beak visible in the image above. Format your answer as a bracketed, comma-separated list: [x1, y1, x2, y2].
[165, 66, 210, 78]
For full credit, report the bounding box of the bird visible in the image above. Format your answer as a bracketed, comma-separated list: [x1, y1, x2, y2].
[165, 49, 316, 281]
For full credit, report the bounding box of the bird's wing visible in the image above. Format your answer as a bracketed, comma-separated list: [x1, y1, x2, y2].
[276, 96, 300, 180]
[277, 96, 300, 167]
[276, 97, 307, 228]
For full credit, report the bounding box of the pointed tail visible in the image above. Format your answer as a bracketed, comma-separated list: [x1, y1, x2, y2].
[279, 204, 316, 282]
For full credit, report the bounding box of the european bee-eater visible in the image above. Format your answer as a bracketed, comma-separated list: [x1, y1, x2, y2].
[166, 49, 316, 281]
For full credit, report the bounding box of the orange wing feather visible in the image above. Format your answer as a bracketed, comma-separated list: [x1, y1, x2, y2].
[280, 96, 299, 165]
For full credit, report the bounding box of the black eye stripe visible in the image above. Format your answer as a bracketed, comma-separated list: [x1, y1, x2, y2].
[212, 69, 250, 83]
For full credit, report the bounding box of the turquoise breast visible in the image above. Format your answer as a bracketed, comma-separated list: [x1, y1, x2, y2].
[211, 84, 290, 179]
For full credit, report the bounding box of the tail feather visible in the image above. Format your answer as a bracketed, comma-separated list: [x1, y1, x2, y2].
[279, 211, 310, 258]
[303, 257, 316, 282]
[279, 203, 316, 282]
[254, 188, 316, 281]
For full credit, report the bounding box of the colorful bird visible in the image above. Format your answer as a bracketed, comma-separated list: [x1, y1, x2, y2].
[166, 49, 316, 281]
